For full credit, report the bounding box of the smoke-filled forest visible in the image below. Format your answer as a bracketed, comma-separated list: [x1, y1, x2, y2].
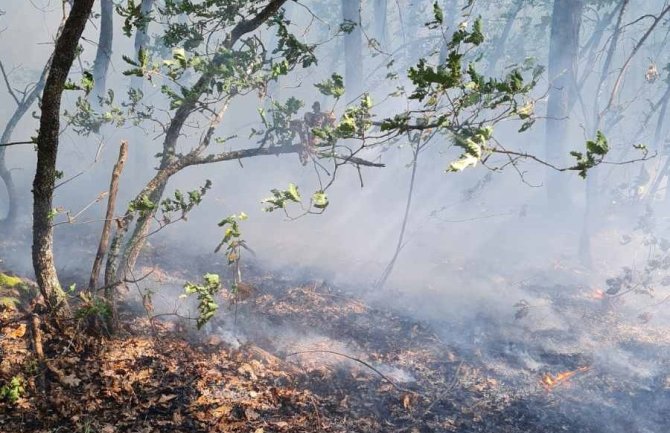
[1, 1, 669, 432]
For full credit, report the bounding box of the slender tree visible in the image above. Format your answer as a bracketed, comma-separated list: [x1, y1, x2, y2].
[343, 0, 362, 99]
[544, 0, 584, 207]
[485, 0, 523, 75]
[0, 58, 51, 229]
[92, 0, 113, 99]
[33, 0, 96, 313]
[373, 0, 388, 50]
[131, 0, 154, 92]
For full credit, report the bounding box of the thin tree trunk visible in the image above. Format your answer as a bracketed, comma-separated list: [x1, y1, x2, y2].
[343, 0, 362, 99]
[92, 0, 113, 99]
[579, 0, 628, 267]
[485, 0, 523, 75]
[105, 167, 174, 285]
[0, 56, 53, 229]
[32, 0, 95, 314]
[645, 82, 670, 202]
[131, 0, 154, 92]
[544, 0, 584, 208]
[373, 0, 388, 50]
[375, 143, 420, 290]
[126, 0, 155, 173]
[90, 141, 128, 290]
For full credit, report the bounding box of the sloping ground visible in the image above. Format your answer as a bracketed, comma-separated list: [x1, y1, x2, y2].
[2, 271, 669, 432]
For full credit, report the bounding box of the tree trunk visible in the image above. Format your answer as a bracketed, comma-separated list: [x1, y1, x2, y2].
[0, 158, 17, 229]
[375, 143, 420, 290]
[32, 0, 95, 313]
[485, 0, 523, 75]
[92, 0, 113, 100]
[129, 0, 155, 172]
[544, 0, 583, 208]
[373, 0, 388, 50]
[131, 0, 154, 92]
[579, 0, 628, 267]
[0, 56, 52, 230]
[90, 141, 128, 290]
[343, 0, 362, 99]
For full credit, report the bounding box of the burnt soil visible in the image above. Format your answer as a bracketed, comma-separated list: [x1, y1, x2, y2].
[2, 261, 670, 432]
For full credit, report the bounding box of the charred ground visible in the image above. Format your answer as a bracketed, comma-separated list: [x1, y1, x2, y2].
[2, 248, 668, 433]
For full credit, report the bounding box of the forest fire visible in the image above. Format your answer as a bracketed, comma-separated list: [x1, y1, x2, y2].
[541, 367, 590, 390]
[2, 0, 670, 432]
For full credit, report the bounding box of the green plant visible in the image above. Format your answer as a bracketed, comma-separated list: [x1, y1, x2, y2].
[184, 273, 222, 329]
[0, 376, 24, 404]
[75, 292, 112, 320]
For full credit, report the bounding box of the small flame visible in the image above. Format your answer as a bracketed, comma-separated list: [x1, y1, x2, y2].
[542, 367, 589, 390]
[591, 289, 605, 300]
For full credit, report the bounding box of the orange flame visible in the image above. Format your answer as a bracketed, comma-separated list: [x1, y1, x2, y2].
[542, 367, 589, 390]
[592, 289, 605, 300]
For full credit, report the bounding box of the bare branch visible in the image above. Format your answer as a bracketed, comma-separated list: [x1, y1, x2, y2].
[0, 60, 20, 105]
[0, 140, 35, 148]
[185, 144, 385, 169]
[603, 4, 670, 116]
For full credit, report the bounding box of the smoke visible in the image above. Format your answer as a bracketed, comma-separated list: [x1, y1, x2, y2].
[2, 1, 670, 431]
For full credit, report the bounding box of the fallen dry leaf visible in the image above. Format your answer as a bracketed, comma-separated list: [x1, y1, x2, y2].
[157, 394, 177, 404]
[61, 374, 81, 387]
[5, 323, 26, 339]
[100, 424, 116, 433]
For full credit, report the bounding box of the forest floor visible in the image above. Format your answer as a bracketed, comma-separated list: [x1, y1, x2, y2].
[1, 249, 670, 432]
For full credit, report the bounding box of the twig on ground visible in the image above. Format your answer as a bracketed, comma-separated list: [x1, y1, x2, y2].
[285, 349, 418, 395]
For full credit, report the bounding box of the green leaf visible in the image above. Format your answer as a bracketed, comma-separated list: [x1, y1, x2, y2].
[447, 154, 479, 172]
[81, 71, 94, 95]
[312, 191, 329, 209]
[122, 54, 139, 66]
[138, 47, 149, 68]
[287, 183, 301, 202]
[433, 2, 444, 24]
[586, 130, 609, 156]
[315, 73, 345, 98]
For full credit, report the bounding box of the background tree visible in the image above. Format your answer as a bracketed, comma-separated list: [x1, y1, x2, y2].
[544, 0, 584, 207]
[91, 0, 114, 99]
[343, 0, 363, 99]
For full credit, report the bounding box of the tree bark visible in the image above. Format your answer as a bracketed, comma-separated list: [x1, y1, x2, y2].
[32, 0, 95, 313]
[92, 0, 113, 100]
[544, 0, 584, 208]
[343, 0, 362, 99]
[90, 141, 128, 290]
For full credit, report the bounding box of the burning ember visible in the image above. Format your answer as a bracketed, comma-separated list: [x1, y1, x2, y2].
[591, 289, 605, 300]
[541, 367, 590, 390]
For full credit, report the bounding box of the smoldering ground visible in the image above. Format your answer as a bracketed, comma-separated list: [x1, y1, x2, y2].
[2, 1, 670, 432]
